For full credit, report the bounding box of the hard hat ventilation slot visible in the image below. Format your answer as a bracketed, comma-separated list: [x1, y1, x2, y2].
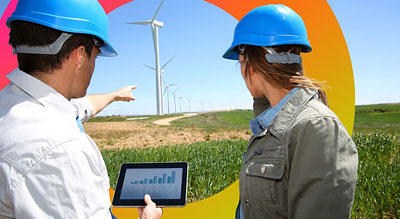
[264, 47, 302, 64]
[13, 32, 73, 55]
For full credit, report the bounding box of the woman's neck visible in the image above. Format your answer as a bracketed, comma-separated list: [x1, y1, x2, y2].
[262, 82, 290, 107]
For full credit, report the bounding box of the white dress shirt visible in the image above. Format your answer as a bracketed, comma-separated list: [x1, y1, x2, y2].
[0, 69, 112, 219]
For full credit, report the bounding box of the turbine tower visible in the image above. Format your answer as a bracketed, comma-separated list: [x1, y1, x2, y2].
[163, 83, 175, 114]
[127, 0, 165, 115]
[179, 96, 183, 114]
[187, 98, 191, 114]
[171, 90, 177, 114]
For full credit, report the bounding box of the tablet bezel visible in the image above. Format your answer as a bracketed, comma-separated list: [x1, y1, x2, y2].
[112, 162, 188, 207]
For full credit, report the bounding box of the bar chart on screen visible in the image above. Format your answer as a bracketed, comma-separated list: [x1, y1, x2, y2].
[120, 168, 182, 200]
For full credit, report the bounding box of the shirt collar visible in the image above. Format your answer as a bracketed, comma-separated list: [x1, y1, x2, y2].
[250, 87, 299, 135]
[6, 68, 77, 119]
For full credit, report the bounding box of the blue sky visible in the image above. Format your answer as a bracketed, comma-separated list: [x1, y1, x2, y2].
[1, 0, 399, 116]
[327, 0, 400, 106]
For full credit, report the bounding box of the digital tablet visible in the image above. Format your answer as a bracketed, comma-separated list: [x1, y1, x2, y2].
[112, 162, 188, 207]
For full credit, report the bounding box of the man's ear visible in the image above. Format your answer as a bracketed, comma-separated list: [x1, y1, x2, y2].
[73, 46, 86, 70]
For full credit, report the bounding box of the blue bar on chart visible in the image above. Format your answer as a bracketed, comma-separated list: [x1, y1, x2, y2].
[172, 171, 175, 184]
[167, 176, 171, 184]
[149, 179, 153, 184]
[162, 173, 166, 184]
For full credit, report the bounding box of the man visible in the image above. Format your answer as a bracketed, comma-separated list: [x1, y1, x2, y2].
[0, 0, 162, 218]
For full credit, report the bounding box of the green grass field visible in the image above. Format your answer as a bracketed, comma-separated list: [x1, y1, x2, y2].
[98, 104, 399, 218]
[352, 132, 399, 218]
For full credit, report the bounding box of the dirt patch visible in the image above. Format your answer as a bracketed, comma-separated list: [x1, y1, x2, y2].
[84, 121, 251, 149]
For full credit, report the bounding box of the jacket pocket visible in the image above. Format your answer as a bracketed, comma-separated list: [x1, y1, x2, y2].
[245, 159, 285, 210]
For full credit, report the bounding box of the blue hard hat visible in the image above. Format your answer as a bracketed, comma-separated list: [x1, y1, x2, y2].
[7, 0, 117, 57]
[223, 4, 311, 60]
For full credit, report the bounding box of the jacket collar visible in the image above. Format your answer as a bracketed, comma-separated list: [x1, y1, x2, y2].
[267, 87, 318, 141]
[250, 87, 298, 135]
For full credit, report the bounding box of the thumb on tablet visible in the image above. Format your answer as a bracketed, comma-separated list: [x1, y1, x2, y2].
[144, 194, 155, 206]
[138, 194, 162, 219]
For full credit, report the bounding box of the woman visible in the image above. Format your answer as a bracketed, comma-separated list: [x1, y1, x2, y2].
[223, 5, 358, 219]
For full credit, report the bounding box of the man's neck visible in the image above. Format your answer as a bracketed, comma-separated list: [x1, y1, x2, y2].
[32, 68, 74, 101]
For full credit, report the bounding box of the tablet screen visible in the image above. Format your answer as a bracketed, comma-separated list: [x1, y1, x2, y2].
[120, 168, 183, 200]
[112, 162, 188, 207]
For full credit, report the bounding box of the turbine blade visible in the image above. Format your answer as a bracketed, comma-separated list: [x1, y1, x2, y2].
[143, 64, 156, 70]
[169, 83, 175, 87]
[126, 21, 150, 25]
[163, 87, 168, 96]
[152, 0, 165, 22]
[161, 55, 176, 70]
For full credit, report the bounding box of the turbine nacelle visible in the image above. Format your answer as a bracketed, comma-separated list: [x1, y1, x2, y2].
[153, 20, 164, 27]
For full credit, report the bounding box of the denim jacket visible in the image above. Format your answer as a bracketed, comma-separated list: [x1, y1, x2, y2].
[239, 87, 358, 219]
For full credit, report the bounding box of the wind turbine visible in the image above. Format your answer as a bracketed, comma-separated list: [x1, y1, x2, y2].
[179, 96, 183, 114]
[187, 98, 191, 114]
[171, 90, 177, 114]
[127, 0, 165, 115]
[143, 55, 175, 76]
[144, 55, 176, 111]
[163, 83, 175, 114]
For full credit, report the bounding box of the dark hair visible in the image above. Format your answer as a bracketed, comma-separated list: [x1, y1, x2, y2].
[242, 45, 329, 106]
[9, 21, 96, 74]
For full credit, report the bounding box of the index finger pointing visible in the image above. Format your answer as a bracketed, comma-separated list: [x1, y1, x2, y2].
[129, 85, 138, 90]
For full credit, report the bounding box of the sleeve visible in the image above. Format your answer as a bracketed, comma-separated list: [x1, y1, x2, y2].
[288, 117, 358, 219]
[11, 138, 111, 219]
[253, 97, 270, 117]
[70, 97, 94, 124]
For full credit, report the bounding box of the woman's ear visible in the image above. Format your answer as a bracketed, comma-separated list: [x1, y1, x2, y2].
[248, 65, 257, 80]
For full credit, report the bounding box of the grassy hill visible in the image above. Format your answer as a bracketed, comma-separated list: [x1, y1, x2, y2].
[355, 103, 400, 113]
[354, 103, 400, 133]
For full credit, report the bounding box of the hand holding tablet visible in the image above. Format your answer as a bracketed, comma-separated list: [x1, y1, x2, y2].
[137, 194, 163, 219]
[113, 162, 189, 207]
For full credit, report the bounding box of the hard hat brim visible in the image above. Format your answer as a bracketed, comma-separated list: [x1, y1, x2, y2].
[98, 42, 118, 57]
